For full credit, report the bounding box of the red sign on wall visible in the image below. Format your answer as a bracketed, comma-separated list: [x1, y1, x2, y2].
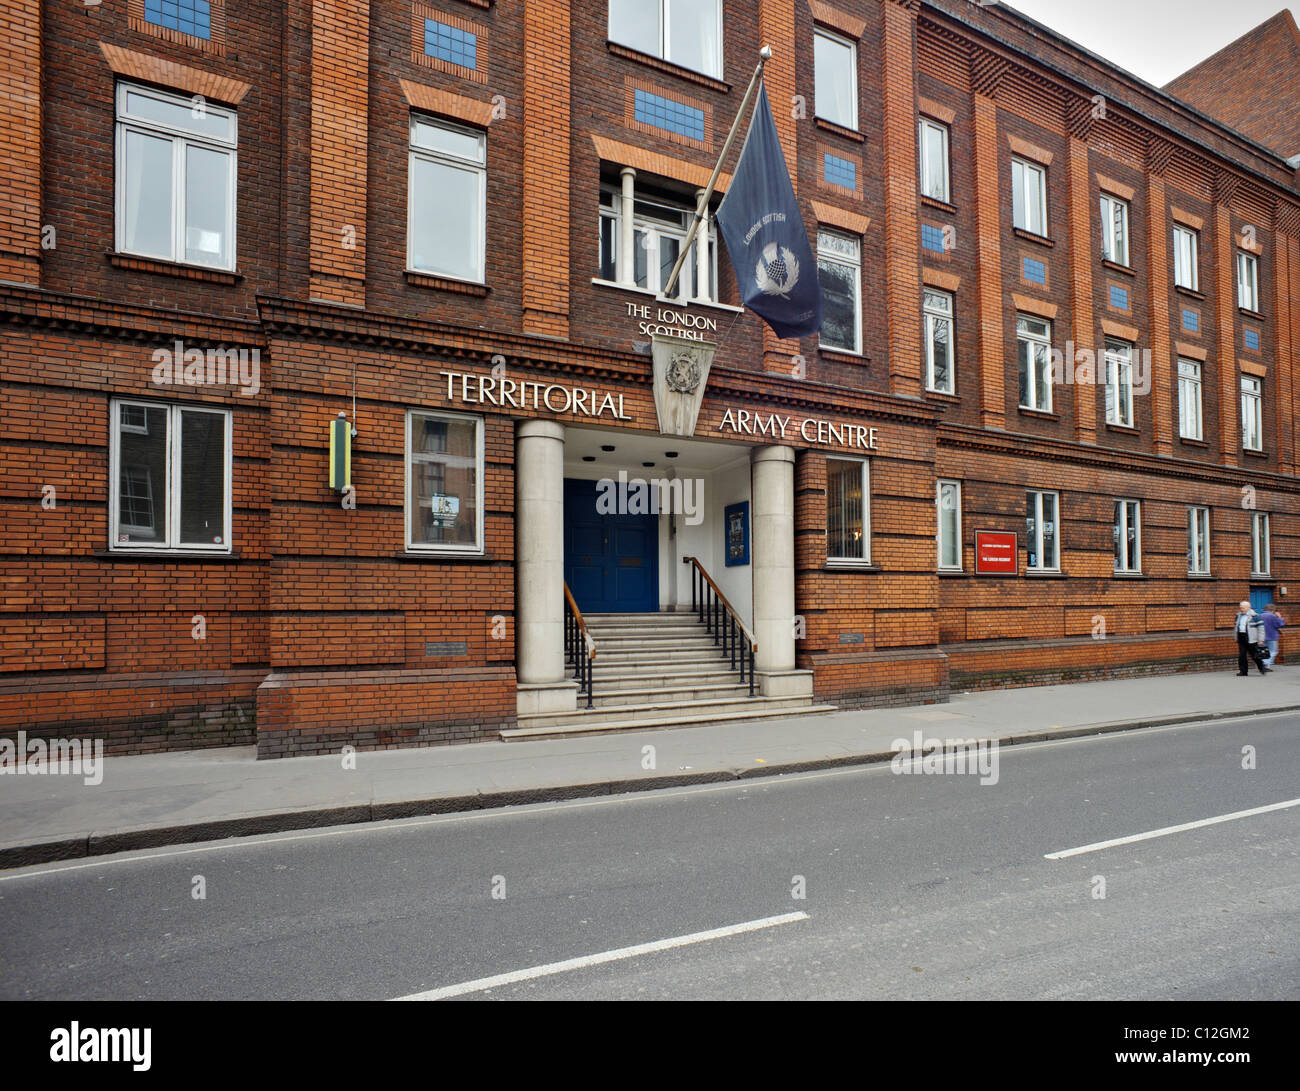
[975, 531, 1018, 575]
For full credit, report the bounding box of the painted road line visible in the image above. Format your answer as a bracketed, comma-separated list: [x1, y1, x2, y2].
[1044, 797, 1300, 859]
[392, 911, 811, 1001]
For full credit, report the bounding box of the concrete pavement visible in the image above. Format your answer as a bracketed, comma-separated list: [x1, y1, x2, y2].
[2, 666, 1297, 868]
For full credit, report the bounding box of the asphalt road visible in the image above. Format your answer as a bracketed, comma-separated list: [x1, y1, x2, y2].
[1, 712, 1297, 1000]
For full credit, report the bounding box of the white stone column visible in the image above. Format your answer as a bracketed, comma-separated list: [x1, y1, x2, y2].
[751, 445, 812, 697]
[515, 420, 577, 714]
[694, 188, 710, 301]
[619, 167, 636, 287]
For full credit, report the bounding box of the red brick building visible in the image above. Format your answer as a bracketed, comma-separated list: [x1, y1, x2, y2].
[3, 0, 1298, 757]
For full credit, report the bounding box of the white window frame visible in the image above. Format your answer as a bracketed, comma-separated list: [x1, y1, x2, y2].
[404, 409, 486, 556]
[607, 0, 723, 79]
[1252, 512, 1271, 577]
[826, 456, 870, 565]
[114, 81, 238, 270]
[1099, 193, 1129, 266]
[1173, 225, 1199, 291]
[1237, 251, 1259, 311]
[1113, 499, 1141, 574]
[1011, 157, 1047, 236]
[924, 288, 955, 394]
[1177, 358, 1203, 441]
[597, 186, 719, 302]
[108, 398, 233, 554]
[1241, 375, 1263, 451]
[1104, 339, 1134, 428]
[408, 114, 487, 284]
[918, 117, 950, 203]
[817, 228, 862, 354]
[937, 479, 963, 571]
[1026, 489, 1060, 572]
[813, 28, 857, 131]
[1017, 314, 1052, 413]
[1188, 505, 1211, 575]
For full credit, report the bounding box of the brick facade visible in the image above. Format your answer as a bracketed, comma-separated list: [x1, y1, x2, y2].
[3, 0, 1299, 757]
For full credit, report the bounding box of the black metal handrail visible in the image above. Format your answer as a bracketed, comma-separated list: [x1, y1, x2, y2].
[563, 582, 595, 709]
[682, 556, 757, 697]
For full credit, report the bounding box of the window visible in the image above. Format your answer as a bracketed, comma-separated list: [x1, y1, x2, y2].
[114, 82, 236, 269]
[822, 153, 857, 190]
[817, 229, 862, 353]
[1177, 359, 1203, 440]
[1011, 158, 1047, 236]
[924, 289, 955, 393]
[598, 185, 718, 301]
[1173, 225, 1199, 291]
[1237, 251, 1259, 311]
[1252, 512, 1271, 576]
[1025, 490, 1059, 571]
[937, 480, 962, 571]
[608, 0, 721, 78]
[919, 118, 950, 203]
[1104, 339, 1134, 427]
[144, 0, 212, 39]
[1100, 193, 1129, 265]
[110, 400, 231, 552]
[1017, 314, 1052, 412]
[826, 457, 869, 563]
[409, 115, 486, 283]
[424, 18, 477, 68]
[633, 89, 706, 141]
[1241, 375, 1263, 451]
[814, 29, 857, 130]
[406, 411, 483, 553]
[1187, 505, 1211, 575]
[1114, 500, 1141, 573]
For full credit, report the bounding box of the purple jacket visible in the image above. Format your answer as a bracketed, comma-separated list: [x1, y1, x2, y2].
[1262, 611, 1286, 641]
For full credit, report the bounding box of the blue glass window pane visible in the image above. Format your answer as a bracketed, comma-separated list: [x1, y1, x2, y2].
[424, 18, 478, 69]
[822, 153, 857, 190]
[633, 89, 705, 142]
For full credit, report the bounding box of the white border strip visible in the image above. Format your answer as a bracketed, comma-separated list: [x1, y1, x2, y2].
[1044, 797, 1300, 859]
[392, 911, 811, 1001]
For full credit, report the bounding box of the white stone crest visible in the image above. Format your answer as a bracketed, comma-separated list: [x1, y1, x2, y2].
[652, 334, 716, 437]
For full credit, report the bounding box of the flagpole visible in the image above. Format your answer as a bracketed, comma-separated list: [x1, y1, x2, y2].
[662, 45, 772, 301]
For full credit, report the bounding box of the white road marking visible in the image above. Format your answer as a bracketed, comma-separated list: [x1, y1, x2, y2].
[391, 911, 810, 1001]
[1044, 797, 1300, 859]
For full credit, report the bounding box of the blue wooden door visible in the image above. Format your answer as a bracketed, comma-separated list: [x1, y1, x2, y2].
[1249, 586, 1273, 614]
[564, 478, 659, 613]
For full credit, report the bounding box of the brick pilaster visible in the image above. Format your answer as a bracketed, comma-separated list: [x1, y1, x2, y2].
[1064, 120, 1096, 444]
[1274, 202, 1300, 475]
[971, 79, 1006, 429]
[1213, 172, 1239, 467]
[521, 0, 571, 339]
[0, 0, 42, 286]
[880, 0, 922, 398]
[309, 0, 369, 308]
[1146, 137, 1176, 457]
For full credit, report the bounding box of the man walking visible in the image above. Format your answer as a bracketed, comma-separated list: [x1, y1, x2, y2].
[1261, 603, 1286, 669]
[1235, 600, 1268, 676]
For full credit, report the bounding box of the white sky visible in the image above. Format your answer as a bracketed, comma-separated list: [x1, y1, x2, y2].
[998, 0, 1299, 86]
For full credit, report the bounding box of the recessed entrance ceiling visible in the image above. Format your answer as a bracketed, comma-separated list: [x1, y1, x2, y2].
[563, 424, 749, 477]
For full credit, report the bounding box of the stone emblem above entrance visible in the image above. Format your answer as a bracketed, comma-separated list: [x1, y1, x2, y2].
[652, 333, 717, 437]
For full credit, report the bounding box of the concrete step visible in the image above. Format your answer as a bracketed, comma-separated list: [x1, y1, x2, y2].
[595, 669, 745, 691]
[593, 638, 726, 654]
[503, 703, 840, 741]
[591, 683, 751, 707]
[594, 650, 735, 667]
[515, 693, 814, 731]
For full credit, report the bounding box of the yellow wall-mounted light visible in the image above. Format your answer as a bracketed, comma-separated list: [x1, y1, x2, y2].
[329, 411, 351, 492]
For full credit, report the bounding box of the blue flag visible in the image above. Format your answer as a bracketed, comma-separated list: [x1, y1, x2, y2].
[715, 83, 822, 340]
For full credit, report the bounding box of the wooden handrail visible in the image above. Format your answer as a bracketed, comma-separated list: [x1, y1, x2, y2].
[563, 581, 597, 661]
[682, 556, 757, 648]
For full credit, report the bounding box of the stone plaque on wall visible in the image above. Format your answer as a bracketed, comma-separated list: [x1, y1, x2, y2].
[651, 334, 717, 438]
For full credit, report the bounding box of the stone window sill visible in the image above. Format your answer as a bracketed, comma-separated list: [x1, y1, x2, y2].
[606, 41, 731, 94]
[825, 561, 880, 572]
[920, 195, 957, 215]
[1105, 422, 1140, 435]
[406, 270, 490, 296]
[1175, 285, 1205, 301]
[1013, 228, 1054, 248]
[1018, 407, 1059, 421]
[1178, 436, 1209, 448]
[1024, 569, 1066, 578]
[1243, 448, 1269, 459]
[94, 550, 241, 561]
[397, 551, 493, 561]
[819, 347, 869, 365]
[108, 252, 241, 284]
[1102, 259, 1135, 277]
[1239, 307, 1265, 321]
[815, 117, 865, 143]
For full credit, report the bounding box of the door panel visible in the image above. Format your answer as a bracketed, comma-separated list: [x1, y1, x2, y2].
[564, 478, 659, 613]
